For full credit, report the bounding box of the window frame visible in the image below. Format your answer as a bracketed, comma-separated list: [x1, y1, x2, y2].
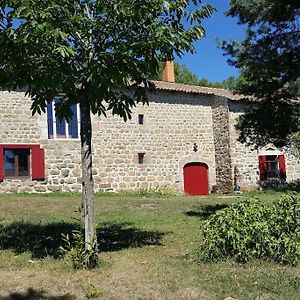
[47, 101, 80, 140]
[4, 148, 31, 178]
[0, 144, 45, 181]
[265, 155, 279, 179]
[258, 153, 286, 181]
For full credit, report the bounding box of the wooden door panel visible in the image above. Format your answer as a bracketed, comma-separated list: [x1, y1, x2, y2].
[184, 163, 209, 195]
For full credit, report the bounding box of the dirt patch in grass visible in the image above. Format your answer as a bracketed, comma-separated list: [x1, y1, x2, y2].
[0, 261, 193, 299]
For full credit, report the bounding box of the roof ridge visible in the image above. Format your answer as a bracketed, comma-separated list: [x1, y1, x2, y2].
[151, 80, 242, 101]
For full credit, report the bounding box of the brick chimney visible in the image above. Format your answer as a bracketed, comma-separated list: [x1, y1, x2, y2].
[162, 61, 175, 82]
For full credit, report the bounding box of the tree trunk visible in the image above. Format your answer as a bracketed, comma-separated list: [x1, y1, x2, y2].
[80, 101, 96, 252]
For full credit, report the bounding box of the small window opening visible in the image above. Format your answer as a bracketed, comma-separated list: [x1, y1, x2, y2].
[138, 153, 145, 164]
[138, 114, 144, 125]
[266, 155, 279, 178]
[4, 149, 30, 177]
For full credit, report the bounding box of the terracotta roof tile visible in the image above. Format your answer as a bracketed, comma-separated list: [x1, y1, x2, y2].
[152, 80, 242, 101]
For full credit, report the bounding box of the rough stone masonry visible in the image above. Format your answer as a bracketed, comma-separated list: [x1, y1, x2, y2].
[0, 81, 299, 194]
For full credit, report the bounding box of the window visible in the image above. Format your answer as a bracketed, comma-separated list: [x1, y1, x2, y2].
[4, 149, 30, 177]
[259, 154, 286, 181]
[265, 155, 279, 178]
[47, 100, 80, 139]
[138, 114, 144, 125]
[0, 145, 45, 181]
[138, 153, 145, 164]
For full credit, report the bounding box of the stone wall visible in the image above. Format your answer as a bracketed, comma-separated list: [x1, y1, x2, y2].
[0, 91, 45, 142]
[212, 98, 233, 193]
[91, 91, 217, 192]
[285, 151, 300, 182]
[229, 101, 300, 189]
[3, 90, 299, 194]
[0, 90, 217, 193]
[228, 102, 259, 189]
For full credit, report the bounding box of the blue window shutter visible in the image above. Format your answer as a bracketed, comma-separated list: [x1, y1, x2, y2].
[47, 102, 53, 139]
[68, 105, 78, 138]
[55, 98, 66, 138]
[56, 118, 66, 137]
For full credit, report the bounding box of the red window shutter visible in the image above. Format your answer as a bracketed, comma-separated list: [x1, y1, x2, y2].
[278, 154, 286, 180]
[0, 147, 3, 181]
[31, 145, 45, 180]
[259, 155, 267, 181]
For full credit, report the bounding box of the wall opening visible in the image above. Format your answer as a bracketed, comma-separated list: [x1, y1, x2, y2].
[4, 148, 30, 178]
[0, 144, 45, 181]
[259, 154, 286, 181]
[138, 153, 145, 164]
[183, 162, 209, 196]
[138, 114, 144, 125]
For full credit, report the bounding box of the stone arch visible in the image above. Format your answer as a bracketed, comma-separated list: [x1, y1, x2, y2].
[258, 144, 282, 156]
[178, 154, 214, 193]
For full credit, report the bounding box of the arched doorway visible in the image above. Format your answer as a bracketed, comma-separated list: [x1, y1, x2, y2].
[183, 162, 209, 195]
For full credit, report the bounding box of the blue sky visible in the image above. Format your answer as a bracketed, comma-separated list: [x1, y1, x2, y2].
[177, 0, 246, 82]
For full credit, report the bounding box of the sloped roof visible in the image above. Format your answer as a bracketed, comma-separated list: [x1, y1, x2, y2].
[152, 80, 300, 104]
[152, 80, 242, 101]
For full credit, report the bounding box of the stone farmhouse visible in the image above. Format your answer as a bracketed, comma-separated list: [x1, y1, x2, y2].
[0, 62, 299, 195]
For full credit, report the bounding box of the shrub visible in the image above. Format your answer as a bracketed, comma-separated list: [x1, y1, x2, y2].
[269, 194, 300, 264]
[260, 178, 286, 190]
[276, 179, 300, 192]
[199, 194, 300, 265]
[95, 186, 177, 197]
[260, 178, 300, 192]
[137, 187, 177, 197]
[83, 284, 105, 299]
[60, 230, 98, 269]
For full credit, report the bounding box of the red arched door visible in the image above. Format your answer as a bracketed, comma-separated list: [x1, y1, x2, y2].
[183, 162, 209, 195]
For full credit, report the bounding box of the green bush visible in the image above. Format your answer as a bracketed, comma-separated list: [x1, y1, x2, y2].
[269, 195, 300, 264]
[83, 284, 105, 299]
[136, 187, 177, 197]
[199, 194, 300, 265]
[60, 230, 98, 269]
[95, 186, 177, 197]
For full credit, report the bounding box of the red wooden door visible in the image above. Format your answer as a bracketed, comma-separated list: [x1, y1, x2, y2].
[184, 163, 209, 195]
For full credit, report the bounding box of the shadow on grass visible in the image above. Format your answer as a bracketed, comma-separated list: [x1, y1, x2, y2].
[98, 223, 164, 252]
[2, 288, 75, 300]
[0, 221, 164, 259]
[185, 203, 229, 220]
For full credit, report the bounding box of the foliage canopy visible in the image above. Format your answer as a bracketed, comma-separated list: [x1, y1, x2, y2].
[0, 0, 215, 119]
[0, 0, 215, 264]
[222, 0, 300, 148]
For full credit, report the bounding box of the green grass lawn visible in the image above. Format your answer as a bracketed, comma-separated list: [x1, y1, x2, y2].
[0, 191, 299, 300]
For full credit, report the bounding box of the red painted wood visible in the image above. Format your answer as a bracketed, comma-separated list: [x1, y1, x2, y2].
[0, 144, 37, 149]
[184, 163, 209, 196]
[278, 154, 286, 180]
[259, 155, 267, 180]
[31, 145, 45, 180]
[0, 146, 3, 181]
[0, 144, 45, 180]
